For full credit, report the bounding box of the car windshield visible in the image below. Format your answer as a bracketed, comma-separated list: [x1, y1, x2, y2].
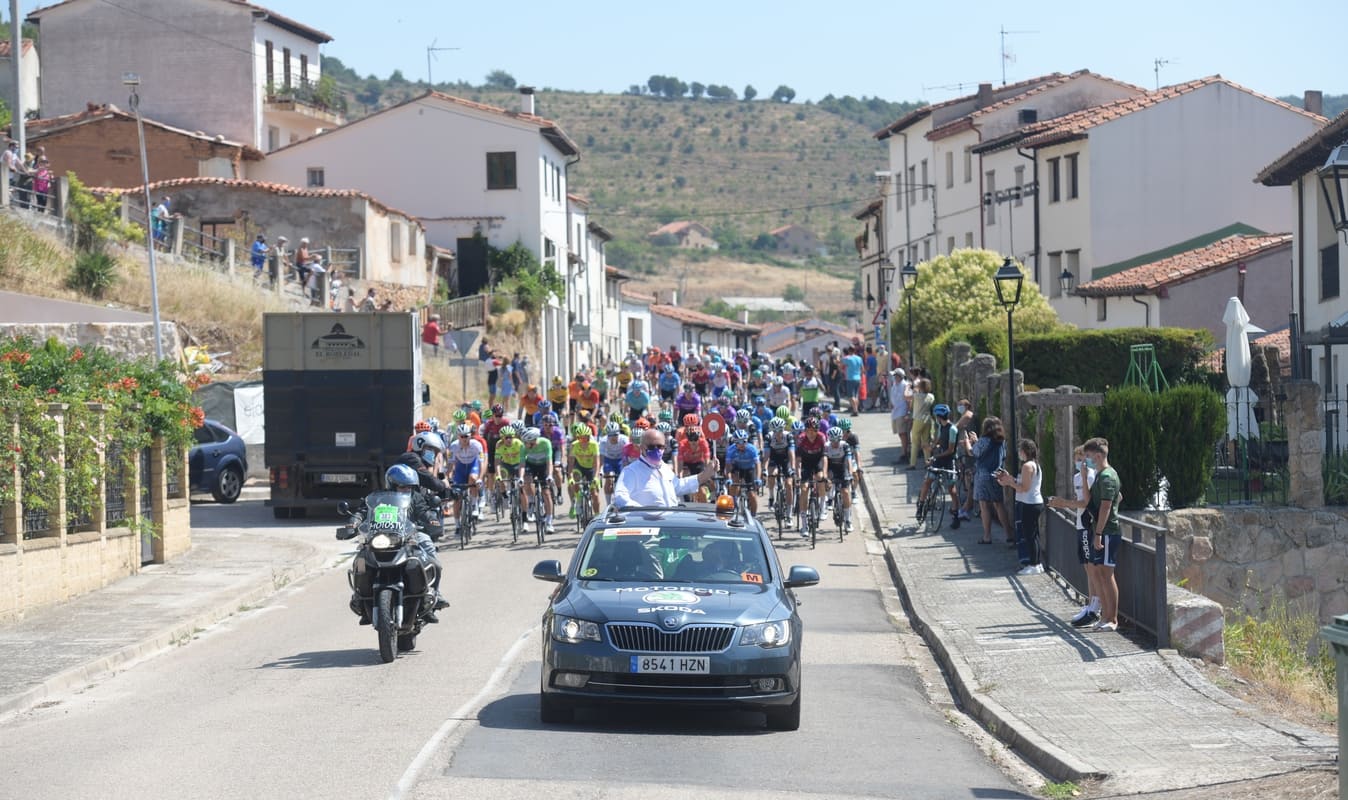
[576, 526, 770, 584]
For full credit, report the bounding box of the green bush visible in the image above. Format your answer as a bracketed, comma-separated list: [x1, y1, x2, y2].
[1079, 386, 1161, 510]
[1015, 327, 1212, 392]
[1156, 385, 1225, 508]
[924, 319, 1007, 399]
[67, 251, 119, 299]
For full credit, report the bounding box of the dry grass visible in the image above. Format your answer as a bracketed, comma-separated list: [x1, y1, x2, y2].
[1223, 592, 1337, 727]
[487, 309, 529, 338]
[627, 256, 855, 313]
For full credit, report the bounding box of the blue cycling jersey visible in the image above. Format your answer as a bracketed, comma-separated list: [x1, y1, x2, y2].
[725, 442, 760, 470]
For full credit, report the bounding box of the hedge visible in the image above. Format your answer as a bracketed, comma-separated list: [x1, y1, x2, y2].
[1156, 385, 1225, 508]
[1014, 327, 1214, 392]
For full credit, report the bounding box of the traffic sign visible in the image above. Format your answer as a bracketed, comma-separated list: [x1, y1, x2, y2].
[446, 329, 478, 355]
[702, 414, 725, 442]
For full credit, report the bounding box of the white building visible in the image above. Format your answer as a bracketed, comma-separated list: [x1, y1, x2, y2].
[620, 289, 652, 357]
[601, 265, 631, 363]
[0, 38, 40, 118]
[565, 194, 612, 370]
[976, 77, 1324, 328]
[27, 0, 341, 153]
[649, 304, 759, 355]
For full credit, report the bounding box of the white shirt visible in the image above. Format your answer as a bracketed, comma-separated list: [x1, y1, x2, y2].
[890, 379, 910, 419]
[1015, 461, 1044, 505]
[1072, 467, 1097, 530]
[612, 458, 700, 508]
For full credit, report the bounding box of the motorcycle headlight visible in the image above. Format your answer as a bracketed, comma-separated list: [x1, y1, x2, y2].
[740, 620, 791, 648]
[552, 615, 602, 644]
[370, 532, 401, 550]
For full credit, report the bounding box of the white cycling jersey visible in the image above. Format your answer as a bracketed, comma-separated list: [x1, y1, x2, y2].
[599, 434, 629, 460]
[448, 438, 484, 465]
[766, 386, 790, 407]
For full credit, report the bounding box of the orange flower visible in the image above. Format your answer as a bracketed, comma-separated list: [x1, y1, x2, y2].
[70, 348, 85, 362]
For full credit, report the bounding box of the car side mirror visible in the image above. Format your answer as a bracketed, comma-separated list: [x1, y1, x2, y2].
[532, 559, 565, 583]
[338, 501, 351, 516]
[784, 565, 820, 588]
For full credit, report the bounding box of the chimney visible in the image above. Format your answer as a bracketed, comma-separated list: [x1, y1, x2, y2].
[975, 83, 994, 109]
[519, 86, 535, 116]
[1304, 90, 1323, 116]
[739, 309, 750, 325]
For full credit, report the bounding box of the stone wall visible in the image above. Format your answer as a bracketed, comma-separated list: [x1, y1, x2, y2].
[1164, 506, 1348, 623]
[0, 321, 181, 364]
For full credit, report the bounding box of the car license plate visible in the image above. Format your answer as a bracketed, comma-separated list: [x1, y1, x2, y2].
[319, 473, 358, 484]
[630, 655, 709, 674]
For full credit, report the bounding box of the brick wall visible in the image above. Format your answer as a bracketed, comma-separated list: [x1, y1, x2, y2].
[33, 117, 245, 189]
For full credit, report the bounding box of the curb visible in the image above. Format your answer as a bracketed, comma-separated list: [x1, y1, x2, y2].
[0, 540, 336, 721]
[856, 468, 1106, 784]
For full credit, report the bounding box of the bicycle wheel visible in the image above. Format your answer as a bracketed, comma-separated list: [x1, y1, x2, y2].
[510, 494, 521, 544]
[773, 484, 786, 539]
[925, 491, 947, 534]
[492, 485, 504, 523]
[535, 492, 547, 547]
[809, 495, 821, 549]
[458, 506, 470, 550]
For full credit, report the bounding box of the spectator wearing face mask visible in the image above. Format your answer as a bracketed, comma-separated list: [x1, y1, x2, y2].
[612, 428, 718, 507]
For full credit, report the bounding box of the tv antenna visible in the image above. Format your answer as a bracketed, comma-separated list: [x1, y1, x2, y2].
[922, 81, 982, 98]
[999, 25, 1037, 85]
[426, 39, 460, 87]
[1153, 57, 1176, 90]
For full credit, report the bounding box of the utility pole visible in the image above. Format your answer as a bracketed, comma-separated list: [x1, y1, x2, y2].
[425, 39, 459, 87]
[125, 74, 164, 362]
[8, 0, 23, 158]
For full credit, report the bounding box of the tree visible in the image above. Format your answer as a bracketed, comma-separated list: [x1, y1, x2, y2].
[0, 97, 9, 132]
[389, 69, 407, 84]
[690, 81, 705, 100]
[702, 297, 747, 321]
[771, 85, 797, 103]
[484, 70, 517, 90]
[890, 249, 1058, 357]
[705, 84, 736, 101]
[783, 284, 806, 302]
[743, 84, 758, 101]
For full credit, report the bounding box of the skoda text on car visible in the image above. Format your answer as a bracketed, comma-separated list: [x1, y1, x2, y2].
[532, 504, 820, 730]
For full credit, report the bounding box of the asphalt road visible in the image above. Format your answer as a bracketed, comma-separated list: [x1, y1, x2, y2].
[0, 495, 1030, 800]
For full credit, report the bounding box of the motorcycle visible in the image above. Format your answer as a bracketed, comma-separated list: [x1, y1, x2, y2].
[336, 491, 437, 663]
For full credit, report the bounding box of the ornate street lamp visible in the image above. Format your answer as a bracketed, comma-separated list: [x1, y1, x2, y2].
[900, 261, 918, 368]
[1319, 142, 1348, 240]
[1059, 268, 1075, 297]
[993, 257, 1024, 470]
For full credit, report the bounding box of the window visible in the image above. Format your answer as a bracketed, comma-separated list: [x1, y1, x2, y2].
[984, 170, 996, 225]
[282, 47, 291, 88]
[264, 41, 274, 88]
[1048, 251, 1063, 297]
[1014, 165, 1025, 207]
[965, 232, 974, 248]
[1066, 153, 1079, 199]
[555, 164, 563, 202]
[408, 223, 417, 256]
[907, 165, 917, 203]
[1067, 249, 1081, 292]
[300, 54, 308, 85]
[946, 236, 955, 254]
[486, 152, 517, 190]
[306, 168, 324, 188]
[921, 239, 930, 261]
[390, 221, 403, 264]
[963, 147, 972, 183]
[1096, 297, 1107, 322]
[908, 245, 918, 264]
[1046, 157, 1061, 203]
[541, 157, 549, 197]
[920, 159, 929, 201]
[945, 151, 954, 188]
[1322, 243, 1341, 300]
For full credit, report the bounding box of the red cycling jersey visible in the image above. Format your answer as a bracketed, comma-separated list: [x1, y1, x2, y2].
[796, 431, 825, 456]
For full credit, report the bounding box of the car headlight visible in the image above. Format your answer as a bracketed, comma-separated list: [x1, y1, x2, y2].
[370, 532, 402, 550]
[552, 615, 602, 644]
[740, 620, 791, 648]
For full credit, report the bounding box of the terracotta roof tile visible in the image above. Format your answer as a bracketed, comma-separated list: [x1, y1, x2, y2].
[24, 103, 262, 158]
[1075, 234, 1291, 297]
[1019, 77, 1325, 149]
[93, 177, 424, 230]
[1256, 108, 1347, 186]
[874, 72, 1068, 138]
[926, 69, 1147, 140]
[648, 220, 711, 237]
[649, 303, 760, 333]
[0, 38, 35, 58]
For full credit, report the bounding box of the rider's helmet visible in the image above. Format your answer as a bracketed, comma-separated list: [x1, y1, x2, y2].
[510, 420, 526, 435]
[775, 405, 792, 420]
[820, 402, 833, 414]
[605, 422, 621, 436]
[807, 406, 822, 418]
[413, 432, 444, 454]
[452, 409, 468, 423]
[791, 420, 805, 433]
[552, 375, 563, 385]
[754, 396, 766, 405]
[683, 382, 695, 392]
[414, 419, 432, 433]
[933, 404, 951, 419]
[658, 408, 673, 422]
[682, 413, 700, 427]
[453, 424, 472, 439]
[735, 408, 752, 422]
[663, 363, 674, 373]
[733, 428, 749, 442]
[427, 417, 441, 432]
[804, 417, 819, 430]
[772, 376, 784, 386]
[655, 421, 672, 434]
[632, 379, 645, 391]
[610, 412, 624, 423]
[522, 428, 541, 444]
[385, 464, 419, 489]
[491, 403, 505, 417]
[769, 417, 785, 431]
[471, 400, 483, 412]
[838, 418, 853, 432]
[752, 369, 762, 379]
[542, 413, 559, 425]
[500, 425, 517, 439]
[827, 427, 844, 440]
[634, 417, 651, 430]
[571, 422, 590, 438]
[537, 399, 552, 413]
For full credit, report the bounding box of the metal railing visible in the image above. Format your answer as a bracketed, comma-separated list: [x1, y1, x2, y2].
[264, 78, 347, 115]
[1210, 388, 1288, 505]
[1042, 508, 1170, 648]
[420, 294, 490, 331]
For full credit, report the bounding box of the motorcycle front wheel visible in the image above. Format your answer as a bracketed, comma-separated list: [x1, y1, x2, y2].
[377, 589, 397, 663]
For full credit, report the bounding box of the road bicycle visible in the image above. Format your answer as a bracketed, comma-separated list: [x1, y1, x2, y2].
[498, 473, 523, 544]
[827, 480, 847, 542]
[528, 477, 554, 547]
[805, 477, 825, 549]
[915, 467, 958, 534]
[572, 474, 597, 533]
[726, 481, 760, 524]
[489, 475, 507, 524]
[449, 483, 476, 550]
[769, 468, 793, 539]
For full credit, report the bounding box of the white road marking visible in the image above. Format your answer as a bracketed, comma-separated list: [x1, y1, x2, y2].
[388, 627, 535, 800]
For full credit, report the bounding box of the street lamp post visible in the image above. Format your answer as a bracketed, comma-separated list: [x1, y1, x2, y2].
[1319, 142, 1348, 241]
[993, 257, 1024, 471]
[124, 73, 164, 362]
[900, 261, 918, 368]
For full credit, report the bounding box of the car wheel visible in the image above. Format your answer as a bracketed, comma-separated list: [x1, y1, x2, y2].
[765, 694, 801, 731]
[212, 465, 244, 504]
[539, 693, 574, 724]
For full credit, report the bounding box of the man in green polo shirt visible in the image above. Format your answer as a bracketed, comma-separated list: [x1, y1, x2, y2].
[1084, 437, 1121, 632]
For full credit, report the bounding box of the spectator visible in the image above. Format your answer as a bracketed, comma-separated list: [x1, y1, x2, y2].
[295, 237, 313, 286]
[954, 399, 978, 522]
[250, 234, 269, 280]
[510, 353, 523, 394]
[1082, 437, 1121, 632]
[889, 368, 910, 463]
[971, 416, 1012, 544]
[342, 287, 357, 313]
[517, 355, 531, 388]
[842, 346, 863, 416]
[32, 157, 53, 213]
[499, 356, 516, 405]
[152, 196, 173, 246]
[998, 438, 1045, 575]
[484, 345, 500, 404]
[1048, 446, 1100, 627]
[863, 345, 879, 411]
[304, 255, 325, 305]
[270, 236, 290, 286]
[360, 287, 377, 312]
[422, 314, 443, 356]
[908, 377, 935, 470]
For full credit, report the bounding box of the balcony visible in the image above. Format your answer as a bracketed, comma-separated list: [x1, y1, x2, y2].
[263, 78, 346, 127]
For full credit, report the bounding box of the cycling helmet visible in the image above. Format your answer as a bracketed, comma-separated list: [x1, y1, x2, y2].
[413, 432, 444, 453]
[500, 425, 517, 438]
[772, 376, 783, 386]
[838, 418, 853, 431]
[791, 420, 805, 433]
[820, 402, 832, 413]
[538, 399, 552, 411]
[605, 422, 621, 436]
[471, 400, 483, 412]
[804, 417, 819, 430]
[735, 408, 752, 422]
[775, 405, 791, 420]
[456, 423, 473, 438]
[827, 427, 844, 440]
[658, 408, 673, 422]
[634, 417, 651, 430]
[571, 423, 590, 438]
[542, 413, 559, 425]
[452, 409, 468, 423]
[522, 428, 541, 443]
[769, 417, 785, 431]
[414, 420, 432, 433]
[427, 417, 441, 432]
[385, 464, 418, 489]
[655, 421, 672, 434]
[510, 420, 526, 435]
[610, 411, 624, 423]
[682, 413, 700, 427]
[933, 404, 951, 419]
[752, 369, 762, 378]
[807, 406, 822, 418]
[552, 375, 563, 384]
[733, 428, 749, 442]
[491, 403, 505, 417]
[663, 363, 674, 372]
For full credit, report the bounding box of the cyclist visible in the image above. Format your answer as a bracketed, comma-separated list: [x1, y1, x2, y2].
[766, 376, 792, 414]
[468, 400, 484, 429]
[723, 428, 762, 515]
[567, 372, 586, 421]
[447, 423, 484, 522]
[691, 361, 711, 399]
[799, 364, 821, 415]
[624, 379, 652, 423]
[547, 376, 569, 416]
[481, 403, 511, 502]
[764, 417, 797, 517]
[838, 417, 864, 484]
[916, 404, 962, 529]
[406, 419, 433, 452]
[674, 381, 702, 419]
[495, 425, 526, 521]
[592, 367, 610, 405]
[578, 379, 602, 419]
[521, 427, 556, 534]
[733, 407, 763, 449]
[795, 417, 826, 536]
[823, 427, 855, 532]
[538, 412, 566, 505]
[567, 422, 602, 520]
[519, 384, 543, 423]
[710, 363, 731, 399]
[599, 421, 629, 504]
[616, 362, 634, 397]
[745, 369, 769, 405]
[533, 399, 553, 428]
[676, 420, 711, 503]
[751, 396, 774, 429]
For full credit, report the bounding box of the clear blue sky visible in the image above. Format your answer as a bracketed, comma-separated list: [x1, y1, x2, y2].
[15, 0, 1346, 102]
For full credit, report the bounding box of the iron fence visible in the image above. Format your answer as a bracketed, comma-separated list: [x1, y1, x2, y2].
[7, 177, 60, 217]
[1209, 388, 1288, 505]
[22, 508, 51, 540]
[139, 447, 154, 519]
[181, 225, 227, 264]
[105, 443, 128, 526]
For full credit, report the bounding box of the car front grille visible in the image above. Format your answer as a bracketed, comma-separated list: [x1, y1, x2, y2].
[583, 673, 758, 697]
[606, 623, 735, 653]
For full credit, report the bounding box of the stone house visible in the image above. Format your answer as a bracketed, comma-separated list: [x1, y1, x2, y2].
[768, 223, 822, 257]
[0, 38, 40, 118]
[26, 103, 263, 187]
[647, 220, 718, 250]
[27, 0, 341, 153]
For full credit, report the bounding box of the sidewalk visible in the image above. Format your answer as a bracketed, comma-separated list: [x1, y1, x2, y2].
[849, 412, 1337, 795]
[0, 518, 337, 720]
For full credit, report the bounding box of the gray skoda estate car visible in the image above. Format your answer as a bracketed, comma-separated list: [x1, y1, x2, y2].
[532, 504, 820, 730]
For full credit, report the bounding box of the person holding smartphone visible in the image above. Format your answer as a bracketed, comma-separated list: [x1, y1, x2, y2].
[971, 416, 1012, 544]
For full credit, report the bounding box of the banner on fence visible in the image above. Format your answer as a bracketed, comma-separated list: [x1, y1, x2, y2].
[233, 385, 266, 444]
